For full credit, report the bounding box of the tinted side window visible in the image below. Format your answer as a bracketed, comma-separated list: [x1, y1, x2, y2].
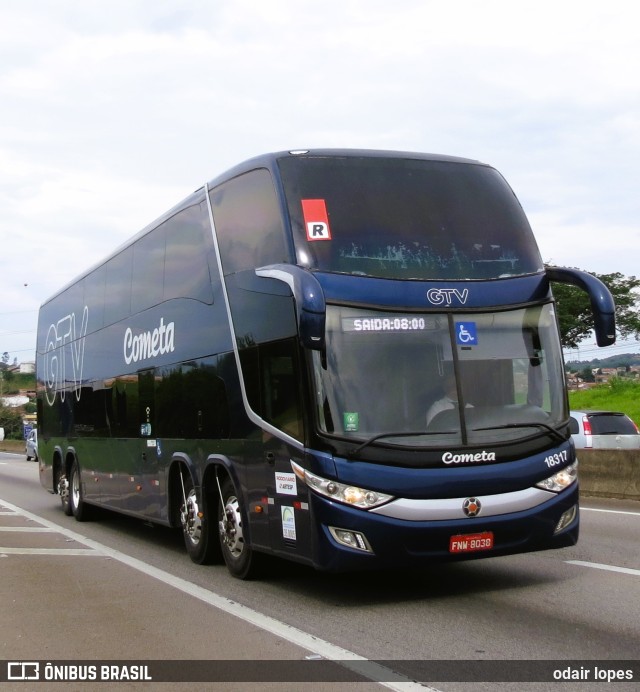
[84, 265, 106, 332]
[131, 225, 166, 313]
[261, 340, 303, 441]
[111, 375, 139, 437]
[569, 418, 579, 434]
[210, 168, 289, 275]
[37, 281, 85, 348]
[155, 359, 230, 439]
[104, 247, 133, 326]
[131, 202, 213, 313]
[238, 338, 303, 441]
[164, 202, 213, 303]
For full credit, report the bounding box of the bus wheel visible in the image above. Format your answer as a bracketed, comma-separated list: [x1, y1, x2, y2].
[218, 477, 261, 579]
[180, 482, 219, 565]
[58, 473, 72, 516]
[69, 460, 91, 522]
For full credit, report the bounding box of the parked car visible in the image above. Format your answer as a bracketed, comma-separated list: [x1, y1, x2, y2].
[569, 410, 640, 449]
[25, 429, 38, 461]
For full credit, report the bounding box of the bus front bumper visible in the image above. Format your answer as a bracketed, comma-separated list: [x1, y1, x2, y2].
[307, 483, 579, 572]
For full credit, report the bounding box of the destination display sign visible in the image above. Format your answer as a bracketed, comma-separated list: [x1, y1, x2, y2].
[341, 315, 438, 333]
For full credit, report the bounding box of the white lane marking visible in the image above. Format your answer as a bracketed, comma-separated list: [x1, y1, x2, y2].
[0, 499, 433, 692]
[0, 547, 100, 555]
[567, 560, 640, 577]
[581, 507, 640, 517]
[0, 526, 57, 532]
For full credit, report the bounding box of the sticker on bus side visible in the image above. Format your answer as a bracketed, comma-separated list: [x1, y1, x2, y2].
[275, 472, 297, 495]
[301, 199, 332, 241]
[281, 506, 297, 540]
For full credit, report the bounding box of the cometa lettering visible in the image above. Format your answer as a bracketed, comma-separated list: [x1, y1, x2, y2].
[442, 451, 496, 465]
[124, 318, 175, 365]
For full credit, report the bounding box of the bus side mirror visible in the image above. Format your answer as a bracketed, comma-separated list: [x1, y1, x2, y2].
[255, 265, 326, 350]
[546, 266, 616, 347]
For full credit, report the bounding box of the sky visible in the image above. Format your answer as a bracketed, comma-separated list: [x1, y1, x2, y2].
[1, 0, 639, 365]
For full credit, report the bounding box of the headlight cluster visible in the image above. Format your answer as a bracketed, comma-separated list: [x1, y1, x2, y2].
[536, 461, 578, 492]
[291, 461, 393, 509]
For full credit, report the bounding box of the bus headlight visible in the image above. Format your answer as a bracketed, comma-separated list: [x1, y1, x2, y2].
[535, 461, 578, 493]
[291, 461, 393, 509]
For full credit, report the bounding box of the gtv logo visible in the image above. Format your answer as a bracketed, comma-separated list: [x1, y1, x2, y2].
[426, 288, 470, 306]
[44, 306, 89, 406]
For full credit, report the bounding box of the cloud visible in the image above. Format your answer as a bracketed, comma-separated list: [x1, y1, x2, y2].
[1, 0, 639, 359]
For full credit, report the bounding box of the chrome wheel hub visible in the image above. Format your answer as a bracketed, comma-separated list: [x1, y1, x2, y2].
[71, 470, 80, 509]
[219, 495, 244, 558]
[180, 489, 202, 546]
[58, 476, 69, 504]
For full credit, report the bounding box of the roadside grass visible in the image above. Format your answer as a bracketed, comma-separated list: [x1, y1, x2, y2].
[568, 377, 640, 425]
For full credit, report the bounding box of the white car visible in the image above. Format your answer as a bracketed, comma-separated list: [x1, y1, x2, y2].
[25, 429, 38, 461]
[569, 410, 640, 450]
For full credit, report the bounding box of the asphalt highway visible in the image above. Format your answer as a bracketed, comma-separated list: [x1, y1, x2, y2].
[1, 452, 638, 691]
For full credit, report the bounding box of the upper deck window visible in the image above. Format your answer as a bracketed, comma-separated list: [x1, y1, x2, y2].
[279, 155, 543, 280]
[210, 168, 289, 275]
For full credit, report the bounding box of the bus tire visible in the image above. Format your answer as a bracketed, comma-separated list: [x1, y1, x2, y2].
[69, 460, 91, 522]
[218, 477, 261, 579]
[180, 479, 220, 565]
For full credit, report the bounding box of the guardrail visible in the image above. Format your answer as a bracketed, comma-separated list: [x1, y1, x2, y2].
[578, 450, 640, 501]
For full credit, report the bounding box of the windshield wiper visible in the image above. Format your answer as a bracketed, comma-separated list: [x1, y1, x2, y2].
[348, 430, 449, 458]
[347, 422, 567, 458]
[472, 422, 567, 443]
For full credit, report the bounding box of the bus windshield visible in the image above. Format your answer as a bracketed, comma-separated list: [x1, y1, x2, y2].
[279, 155, 544, 280]
[312, 303, 566, 448]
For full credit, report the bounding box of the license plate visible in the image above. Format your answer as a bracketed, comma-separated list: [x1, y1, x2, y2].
[449, 531, 494, 553]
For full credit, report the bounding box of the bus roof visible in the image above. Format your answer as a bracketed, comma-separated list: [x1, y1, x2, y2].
[206, 148, 486, 189]
[40, 149, 488, 307]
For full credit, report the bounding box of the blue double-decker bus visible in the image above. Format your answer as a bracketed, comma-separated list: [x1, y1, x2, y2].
[37, 149, 615, 578]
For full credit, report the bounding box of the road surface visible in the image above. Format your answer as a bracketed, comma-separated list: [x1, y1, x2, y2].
[1, 452, 638, 691]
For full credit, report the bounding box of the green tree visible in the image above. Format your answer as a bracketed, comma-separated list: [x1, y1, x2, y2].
[0, 405, 23, 440]
[580, 366, 595, 383]
[550, 269, 640, 348]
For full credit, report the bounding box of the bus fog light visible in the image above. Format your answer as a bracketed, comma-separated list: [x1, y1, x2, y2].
[555, 504, 577, 534]
[329, 527, 373, 553]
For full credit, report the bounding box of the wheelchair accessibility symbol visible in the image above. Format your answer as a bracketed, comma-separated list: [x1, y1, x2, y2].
[455, 321, 478, 346]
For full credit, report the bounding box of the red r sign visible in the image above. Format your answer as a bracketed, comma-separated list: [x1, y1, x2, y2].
[301, 199, 332, 241]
